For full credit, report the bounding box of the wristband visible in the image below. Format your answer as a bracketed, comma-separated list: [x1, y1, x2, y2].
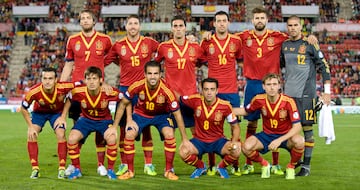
[324, 84, 330, 94]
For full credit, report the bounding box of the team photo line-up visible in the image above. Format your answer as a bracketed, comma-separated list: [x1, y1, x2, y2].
[22, 6, 331, 181]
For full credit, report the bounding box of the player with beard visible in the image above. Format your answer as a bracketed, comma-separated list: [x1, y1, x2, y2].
[200, 11, 243, 176]
[104, 14, 159, 176]
[235, 7, 288, 175]
[112, 61, 187, 181]
[60, 9, 113, 177]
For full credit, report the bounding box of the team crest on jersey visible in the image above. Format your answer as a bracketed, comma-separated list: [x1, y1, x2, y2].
[167, 48, 173, 58]
[261, 107, 267, 116]
[196, 107, 202, 117]
[75, 41, 81, 51]
[279, 109, 287, 119]
[141, 44, 149, 54]
[141, 44, 149, 58]
[156, 94, 165, 104]
[229, 42, 236, 52]
[139, 91, 145, 100]
[298, 45, 306, 54]
[121, 45, 127, 56]
[189, 47, 195, 56]
[101, 99, 108, 108]
[209, 44, 215, 55]
[38, 99, 45, 106]
[96, 41, 103, 50]
[215, 111, 223, 121]
[290, 47, 295, 52]
[267, 37, 274, 46]
[246, 37, 252, 47]
[81, 100, 87, 109]
[57, 95, 65, 102]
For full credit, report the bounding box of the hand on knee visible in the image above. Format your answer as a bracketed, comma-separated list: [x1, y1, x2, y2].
[125, 125, 137, 140]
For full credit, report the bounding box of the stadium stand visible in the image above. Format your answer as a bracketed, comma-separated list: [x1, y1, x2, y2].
[264, 0, 339, 22]
[1, 0, 359, 103]
[0, 33, 12, 98]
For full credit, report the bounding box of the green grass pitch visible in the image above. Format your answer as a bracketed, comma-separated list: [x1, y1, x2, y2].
[0, 110, 359, 190]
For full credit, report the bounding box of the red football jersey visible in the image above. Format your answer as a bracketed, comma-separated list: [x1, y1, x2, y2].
[181, 94, 237, 143]
[125, 79, 179, 117]
[156, 39, 205, 95]
[104, 36, 159, 86]
[70, 86, 122, 120]
[22, 82, 74, 113]
[200, 34, 242, 93]
[65, 31, 112, 82]
[245, 94, 300, 134]
[236, 29, 288, 80]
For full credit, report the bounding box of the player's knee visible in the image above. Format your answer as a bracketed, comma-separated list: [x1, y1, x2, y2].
[291, 135, 305, 149]
[162, 127, 175, 139]
[68, 132, 80, 144]
[242, 140, 255, 154]
[55, 132, 66, 142]
[178, 146, 189, 159]
[125, 125, 138, 140]
[106, 136, 116, 145]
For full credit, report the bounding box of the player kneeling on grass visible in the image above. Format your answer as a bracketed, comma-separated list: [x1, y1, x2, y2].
[57, 66, 122, 180]
[234, 73, 304, 179]
[178, 78, 241, 179]
[21, 67, 75, 179]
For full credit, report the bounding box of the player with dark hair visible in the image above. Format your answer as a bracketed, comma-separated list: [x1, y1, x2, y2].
[104, 14, 159, 176]
[281, 15, 331, 176]
[179, 78, 241, 179]
[60, 9, 113, 176]
[21, 67, 75, 179]
[59, 66, 122, 180]
[235, 73, 304, 180]
[155, 15, 205, 133]
[235, 7, 289, 175]
[200, 10, 243, 176]
[113, 61, 187, 181]
[202, 7, 318, 175]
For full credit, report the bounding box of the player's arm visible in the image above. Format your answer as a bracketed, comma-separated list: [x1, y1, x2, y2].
[313, 44, 331, 105]
[60, 98, 71, 119]
[60, 61, 74, 82]
[280, 47, 286, 69]
[232, 107, 248, 116]
[125, 103, 133, 124]
[112, 97, 131, 127]
[20, 106, 39, 141]
[268, 122, 302, 151]
[20, 105, 32, 129]
[53, 99, 71, 130]
[20, 97, 39, 141]
[104, 45, 119, 66]
[230, 122, 241, 143]
[172, 109, 188, 141]
[228, 122, 241, 154]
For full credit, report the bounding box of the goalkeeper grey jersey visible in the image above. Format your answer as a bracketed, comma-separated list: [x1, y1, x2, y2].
[280, 37, 330, 98]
